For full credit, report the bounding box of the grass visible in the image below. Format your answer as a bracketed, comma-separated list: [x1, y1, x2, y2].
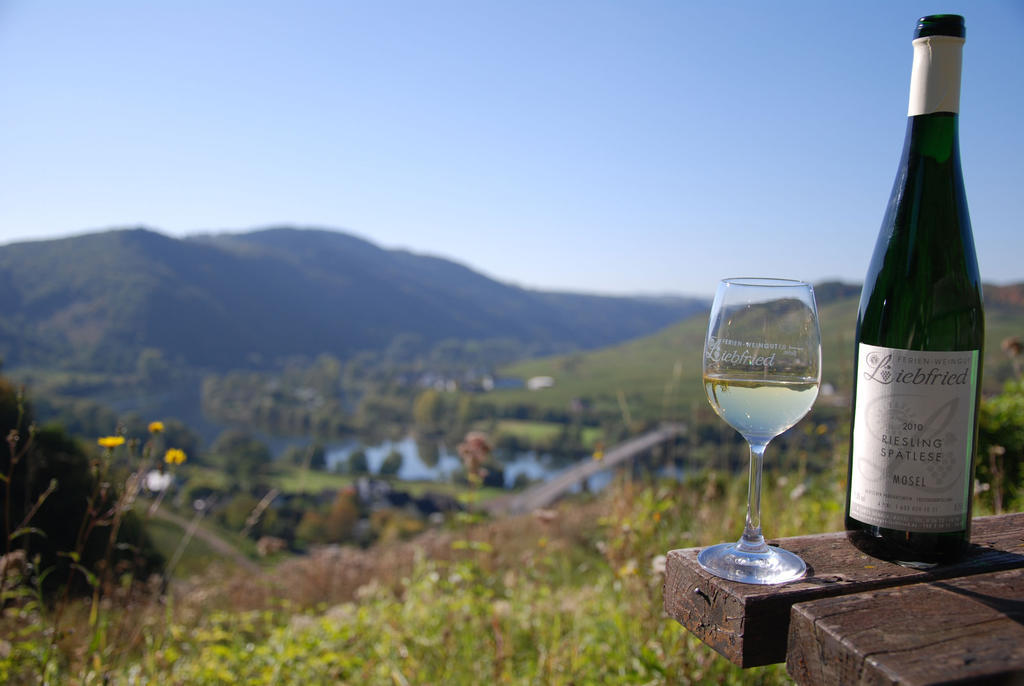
[494, 419, 604, 448]
[144, 513, 224, 578]
[3, 448, 857, 683]
[495, 419, 564, 442]
[5, 418, 1010, 685]
[186, 462, 350, 496]
[183, 463, 232, 490]
[186, 459, 511, 505]
[267, 463, 351, 493]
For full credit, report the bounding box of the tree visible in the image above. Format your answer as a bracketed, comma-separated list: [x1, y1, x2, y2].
[210, 430, 272, 488]
[307, 443, 327, 470]
[136, 347, 172, 385]
[385, 333, 425, 363]
[323, 490, 360, 542]
[220, 493, 259, 531]
[343, 351, 379, 385]
[282, 443, 326, 470]
[295, 511, 326, 547]
[380, 449, 403, 477]
[355, 394, 412, 433]
[455, 395, 474, 428]
[416, 437, 441, 468]
[347, 449, 369, 475]
[413, 389, 444, 433]
[307, 354, 343, 396]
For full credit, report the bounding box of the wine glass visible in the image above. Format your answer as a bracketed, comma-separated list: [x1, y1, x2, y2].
[698, 278, 821, 584]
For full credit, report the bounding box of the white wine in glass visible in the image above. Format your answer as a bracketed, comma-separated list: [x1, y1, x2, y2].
[698, 278, 821, 584]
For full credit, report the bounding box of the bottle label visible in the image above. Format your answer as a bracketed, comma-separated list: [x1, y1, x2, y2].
[849, 343, 979, 532]
[908, 35, 964, 116]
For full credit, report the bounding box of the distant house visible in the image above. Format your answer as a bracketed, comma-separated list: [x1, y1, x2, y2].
[526, 376, 554, 391]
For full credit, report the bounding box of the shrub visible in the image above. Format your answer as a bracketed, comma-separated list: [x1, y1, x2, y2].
[978, 378, 1024, 511]
[379, 449, 403, 476]
[1, 378, 162, 595]
[347, 450, 369, 475]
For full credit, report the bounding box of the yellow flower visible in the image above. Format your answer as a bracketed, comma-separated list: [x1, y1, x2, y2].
[164, 448, 187, 465]
[97, 436, 125, 448]
[148, 421, 165, 434]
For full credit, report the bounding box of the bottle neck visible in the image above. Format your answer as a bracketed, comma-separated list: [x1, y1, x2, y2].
[905, 112, 959, 166]
[908, 35, 965, 116]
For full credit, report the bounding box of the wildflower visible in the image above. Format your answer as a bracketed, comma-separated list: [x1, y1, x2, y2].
[148, 421, 165, 434]
[164, 448, 187, 465]
[457, 431, 491, 485]
[97, 436, 125, 448]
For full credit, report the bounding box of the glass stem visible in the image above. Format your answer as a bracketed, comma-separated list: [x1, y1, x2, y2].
[738, 439, 770, 553]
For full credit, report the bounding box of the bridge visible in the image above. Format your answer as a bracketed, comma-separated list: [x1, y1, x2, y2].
[483, 423, 686, 515]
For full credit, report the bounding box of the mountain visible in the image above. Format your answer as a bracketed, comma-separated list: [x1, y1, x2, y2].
[0, 227, 707, 373]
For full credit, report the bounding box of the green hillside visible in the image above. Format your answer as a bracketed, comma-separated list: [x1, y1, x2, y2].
[495, 288, 1024, 422]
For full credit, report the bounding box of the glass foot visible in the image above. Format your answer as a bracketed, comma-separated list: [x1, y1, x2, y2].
[697, 541, 806, 585]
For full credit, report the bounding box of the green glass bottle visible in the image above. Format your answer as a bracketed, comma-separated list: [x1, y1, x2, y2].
[844, 14, 984, 567]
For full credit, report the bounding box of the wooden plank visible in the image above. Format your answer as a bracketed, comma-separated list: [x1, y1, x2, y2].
[786, 567, 1024, 685]
[663, 512, 1024, 667]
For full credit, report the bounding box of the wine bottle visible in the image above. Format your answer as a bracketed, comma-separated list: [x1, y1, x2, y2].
[845, 14, 984, 567]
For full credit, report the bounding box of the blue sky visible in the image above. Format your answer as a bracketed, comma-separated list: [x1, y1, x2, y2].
[1, 1, 1022, 297]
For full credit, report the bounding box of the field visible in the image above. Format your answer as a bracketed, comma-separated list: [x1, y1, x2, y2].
[186, 462, 499, 499]
[494, 419, 604, 448]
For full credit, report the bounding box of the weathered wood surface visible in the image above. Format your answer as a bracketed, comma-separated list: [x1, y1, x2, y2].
[787, 567, 1024, 685]
[663, 513, 1024, 668]
[484, 423, 684, 515]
